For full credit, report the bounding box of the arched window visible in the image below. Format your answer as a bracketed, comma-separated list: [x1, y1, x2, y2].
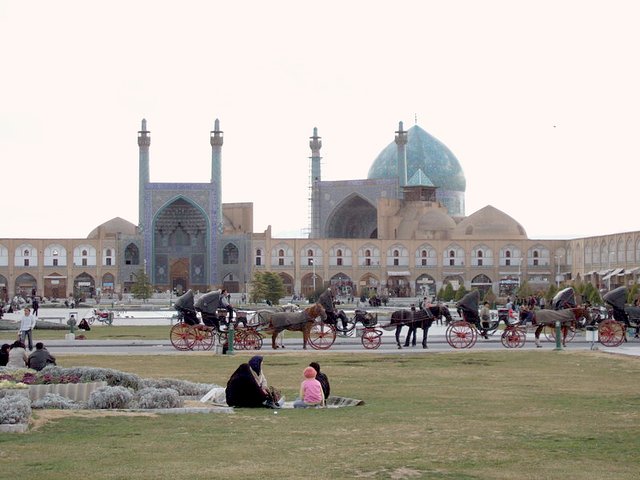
[223, 243, 239, 264]
[124, 244, 140, 265]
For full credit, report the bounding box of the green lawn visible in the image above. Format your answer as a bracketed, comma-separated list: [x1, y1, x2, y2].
[1, 350, 639, 479]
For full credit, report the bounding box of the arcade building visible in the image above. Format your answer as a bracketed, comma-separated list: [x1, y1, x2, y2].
[1, 119, 639, 302]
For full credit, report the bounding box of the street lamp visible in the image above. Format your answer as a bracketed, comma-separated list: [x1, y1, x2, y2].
[555, 254, 564, 288]
[607, 251, 615, 292]
[311, 258, 316, 291]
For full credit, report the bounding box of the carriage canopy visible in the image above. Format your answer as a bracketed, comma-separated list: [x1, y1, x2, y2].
[457, 290, 480, 313]
[195, 290, 222, 314]
[552, 287, 576, 310]
[174, 289, 195, 312]
[603, 286, 628, 310]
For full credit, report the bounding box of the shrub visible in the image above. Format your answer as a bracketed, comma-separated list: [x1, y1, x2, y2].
[140, 378, 216, 396]
[32, 393, 81, 410]
[133, 388, 183, 409]
[43, 366, 143, 390]
[87, 386, 133, 409]
[0, 394, 32, 424]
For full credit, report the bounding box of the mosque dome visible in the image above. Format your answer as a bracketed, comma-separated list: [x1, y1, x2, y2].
[87, 217, 138, 239]
[453, 205, 527, 239]
[367, 125, 466, 192]
[418, 209, 457, 232]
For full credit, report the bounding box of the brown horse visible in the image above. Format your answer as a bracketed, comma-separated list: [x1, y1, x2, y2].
[256, 303, 327, 349]
[532, 307, 590, 347]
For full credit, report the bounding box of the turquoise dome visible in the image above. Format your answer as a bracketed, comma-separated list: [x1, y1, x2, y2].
[367, 125, 466, 192]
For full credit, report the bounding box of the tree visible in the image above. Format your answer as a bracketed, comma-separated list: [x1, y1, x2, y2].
[483, 289, 497, 308]
[516, 280, 533, 299]
[454, 284, 468, 301]
[441, 283, 455, 302]
[130, 269, 153, 302]
[250, 271, 286, 305]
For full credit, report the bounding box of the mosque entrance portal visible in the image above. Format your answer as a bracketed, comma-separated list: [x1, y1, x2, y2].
[171, 259, 189, 295]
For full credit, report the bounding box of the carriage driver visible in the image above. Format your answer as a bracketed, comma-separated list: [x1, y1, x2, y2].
[318, 288, 347, 329]
[219, 289, 234, 322]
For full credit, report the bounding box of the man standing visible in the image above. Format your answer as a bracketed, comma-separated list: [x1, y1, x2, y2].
[19, 307, 37, 351]
[28, 342, 56, 371]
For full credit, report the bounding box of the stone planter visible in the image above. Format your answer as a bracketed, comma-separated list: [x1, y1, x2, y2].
[0, 423, 29, 433]
[29, 381, 107, 402]
[0, 388, 30, 400]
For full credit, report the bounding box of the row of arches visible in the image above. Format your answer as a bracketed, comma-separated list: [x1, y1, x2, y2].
[0, 272, 115, 301]
[0, 244, 141, 268]
[273, 271, 522, 299]
[257, 243, 557, 268]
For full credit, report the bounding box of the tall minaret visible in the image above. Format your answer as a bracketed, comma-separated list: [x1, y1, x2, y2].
[395, 121, 408, 191]
[137, 118, 150, 231]
[210, 119, 224, 233]
[309, 127, 322, 237]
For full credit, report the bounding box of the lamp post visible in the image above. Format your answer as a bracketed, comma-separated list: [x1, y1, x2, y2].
[555, 254, 564, 289]
[311, 258, 316, 292]
[607, 251, 615, 292]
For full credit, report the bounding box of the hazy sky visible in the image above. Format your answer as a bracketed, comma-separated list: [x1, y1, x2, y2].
[1, 1, 638, 240]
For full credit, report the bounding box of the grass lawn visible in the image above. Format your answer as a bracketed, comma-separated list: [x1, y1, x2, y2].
[1, 350, 639, 479]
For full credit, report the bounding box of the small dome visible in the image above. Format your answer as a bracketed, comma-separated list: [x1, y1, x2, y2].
[368, 125, 466, 192]
[418, 209, 457, 232]
[87, 217, 138, 239]
[454, 205, 527, 239]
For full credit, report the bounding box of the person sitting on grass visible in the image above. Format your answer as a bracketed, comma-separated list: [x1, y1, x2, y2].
[293, 366, 325, 409]
[309, 361, 330, 399]
[225, 355, 272, 408]
[27, 342, 56, 371]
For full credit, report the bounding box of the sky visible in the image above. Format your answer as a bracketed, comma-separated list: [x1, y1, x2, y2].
[1, 0, 639, 241]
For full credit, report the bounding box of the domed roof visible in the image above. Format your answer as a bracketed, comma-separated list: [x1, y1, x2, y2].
[87, 217, 138, 239]
[418, 209, 457, 232]
[454, 205, 527, 239]
[368, 125, 466, 192]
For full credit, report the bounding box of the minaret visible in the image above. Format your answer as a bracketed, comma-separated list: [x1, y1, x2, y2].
[395, 121, 408, 190]
[137, 118, 150, 231]
[210, 119, 224, 233]
[309, 127, 322, 237]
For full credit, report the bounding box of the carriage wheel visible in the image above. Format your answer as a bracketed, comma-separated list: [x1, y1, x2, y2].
[308, 322, 336, 350]
[501, 326, 526, 348]
[233, 330, 247, 350]
[543, 324, 577, 343]
[598, 320, 625, 347]
[335, 318, 356, 337]
[242, 330, 263, 350]
[361, 328, 382, 350]
[190, 325, 214, 351]
[217, 331, 242, 350]
[446, 321, 477, 349]
[170, 323, 196, 351]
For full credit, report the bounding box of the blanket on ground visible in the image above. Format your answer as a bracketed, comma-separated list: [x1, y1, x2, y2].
[201, 386, 364, 409]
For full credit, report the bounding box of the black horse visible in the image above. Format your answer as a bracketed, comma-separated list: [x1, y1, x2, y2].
[390, 304, 452, 349]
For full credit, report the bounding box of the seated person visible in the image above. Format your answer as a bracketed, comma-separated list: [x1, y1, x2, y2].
[225, 355, 271, 408]
[28, 342, 56, 371]
[7, 341, 28, 368]
[293, 366, 325, 408]
[0, 343, 10, 366]
[309, 362, 330, 399]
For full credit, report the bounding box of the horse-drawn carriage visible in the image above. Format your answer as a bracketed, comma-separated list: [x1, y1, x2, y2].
[170, 290, 335, 351]
[449, 290, 526, 349]
[532, 288, 592, 347]
[599, 286, 640, 346]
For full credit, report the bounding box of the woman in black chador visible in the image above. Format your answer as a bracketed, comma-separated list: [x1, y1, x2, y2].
[225, 355, 271, 408]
